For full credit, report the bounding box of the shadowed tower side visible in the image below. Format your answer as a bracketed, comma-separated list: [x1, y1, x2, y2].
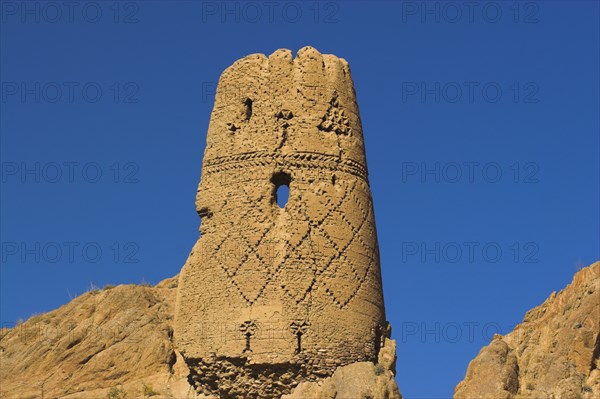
[174, 46, 390, 398]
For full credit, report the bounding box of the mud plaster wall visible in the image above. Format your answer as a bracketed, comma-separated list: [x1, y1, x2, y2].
[174, 47, 388, 380]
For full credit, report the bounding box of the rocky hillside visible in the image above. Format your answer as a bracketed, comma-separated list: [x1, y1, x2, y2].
[3, 262, 598, 398]
[455, 261, 600, 399]
[0, 277, 195, 399]
[0, 275, 400, 399]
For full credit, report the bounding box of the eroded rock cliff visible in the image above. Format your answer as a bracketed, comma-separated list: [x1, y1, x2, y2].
[0, 277, 195, 399]
[455, 261, 600, 399]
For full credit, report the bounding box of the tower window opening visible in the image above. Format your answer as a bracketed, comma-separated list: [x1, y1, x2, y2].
[243, 98, 253, 121]
[290, 320, 309, 354]
[296, 331, 303, 353]
[244, 332, 252, 353]
[272, 172, 291, 208]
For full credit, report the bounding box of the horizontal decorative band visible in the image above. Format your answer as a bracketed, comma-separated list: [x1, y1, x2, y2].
[203, 151, 369, 182]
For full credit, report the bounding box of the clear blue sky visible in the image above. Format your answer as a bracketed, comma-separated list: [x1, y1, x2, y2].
[1, 1, 598, 398]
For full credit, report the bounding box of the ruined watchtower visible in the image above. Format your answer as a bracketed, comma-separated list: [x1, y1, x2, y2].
[174, 47, 390, 397]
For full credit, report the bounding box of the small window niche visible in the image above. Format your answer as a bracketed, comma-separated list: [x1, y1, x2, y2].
[243, 98, 253, 121]
[272, 171, 291, 208]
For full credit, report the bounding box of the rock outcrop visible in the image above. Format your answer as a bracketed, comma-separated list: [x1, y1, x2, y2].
[455, 261, 600, 399]
[0, 277, 195, 399]
[0, 276, 401, 399]
[283, 338, 401, 399]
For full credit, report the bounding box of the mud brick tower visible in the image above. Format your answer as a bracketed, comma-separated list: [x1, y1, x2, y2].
[175, 46, 390, 398]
